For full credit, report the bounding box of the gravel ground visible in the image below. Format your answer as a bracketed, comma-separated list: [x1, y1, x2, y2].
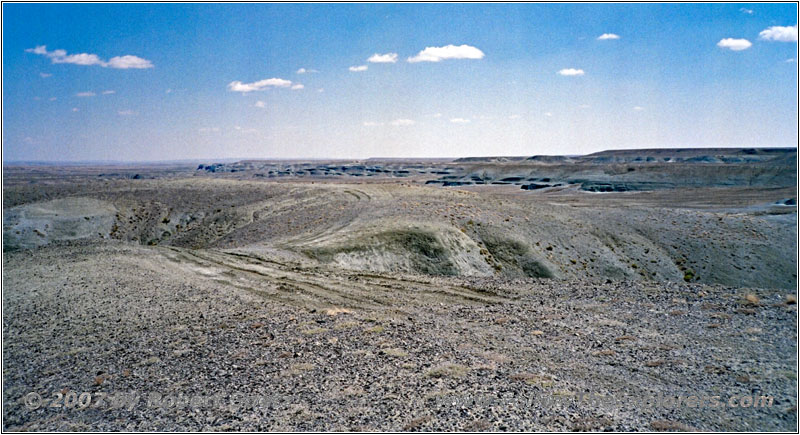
[3, 241, 796, 431]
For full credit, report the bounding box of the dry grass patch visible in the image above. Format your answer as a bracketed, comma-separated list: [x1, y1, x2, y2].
[509, 372, 554, 387]
[425, 363, 469, 378]
[334, 321, 360, 330]
[325, 307, 352, 316]
[382, 348, 408, 357]
[481, 351, 512, 364]
[364, 325, 385, 334]
[287, 362, 315, 375]
[301, 327, 329, 335]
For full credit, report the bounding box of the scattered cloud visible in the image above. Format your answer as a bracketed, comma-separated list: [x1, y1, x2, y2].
[544, 112, 553, 117]
[449, 118, 470, 124]
[758, 25, 798, 42]
[76, 91, 96, 97]
[71, 107, 79, 112]
[578, 104, 591, 109]
[509, 114, 521, 119]
[254, 100, 266, 108]
[349, 65, 368, 72]
[296, 68, 318, 74]
[787, 58, 797, 63]
[633, 106, 645, 111]
[363, 121, 382, 126]
[26, 45, 153, 69]
[317, 88, 324, 93]
[227, 78, 293, 93]
[291, 84, 304, 90]
[39, 72, 52, 78]
[118, 110, 136, 116]
[198, 127, 220, 133]
[389, 118, 415, 126]
[367, 52, 398, 63]
[407, 44, 485, 63]
[558, 68, 585, 76]
[740, 7, 754, 14]
[102, 90, 115, 95]
[106, 55, 154, 69]
[433, 113, 443, 118]
[717, 38, 752, 51]
[597, 33, 620, 40]
[48, 97, 56, 101]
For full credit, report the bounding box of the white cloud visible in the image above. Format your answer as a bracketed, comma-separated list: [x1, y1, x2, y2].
[27, 46, 48, 55]
[26, 45, 153, 69]
[39, 72, 52, 78]
[363, 121, 382, 127]
[296, 68, 318, 74]
[255, 101, 266, 108]
[102, 90, 115, 95]
[509, 114, 521, 119]
[48, 97, 56, 101]
[449, 118, 470, 124]
[758, 25, 798, 42]
[597, 33, 620, 40]
[433, 113, 443, 118]
[578, 104, 590, 109]
[544, 112, 553, 117]
[717, 38, 752, 51]
[71, 107, 79, 112]
[198, 127, 220, 133]
[118, 110, 136, 116]
[317, 88, 324, 93]
[389, 119, 415, 126]
[407, 44, 485, 63]
[227, 78, 293, 93]
[349, 65, 368, 72]
[367, 52, 398, 63]
[740, 8, 754, 14]
[76, 91, 96, 97]
[558, 68, 585, 76]
[106, 55, 153, 69]
[291, 84, 304, 90]
[787, 58, 797, 63]
[633, 106, 645, 111]
[55, 53, 104, 66]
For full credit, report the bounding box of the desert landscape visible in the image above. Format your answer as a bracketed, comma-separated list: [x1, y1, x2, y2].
[2, 147, 797, 431]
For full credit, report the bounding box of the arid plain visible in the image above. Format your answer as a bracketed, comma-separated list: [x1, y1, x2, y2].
[3, 147, 797, 431]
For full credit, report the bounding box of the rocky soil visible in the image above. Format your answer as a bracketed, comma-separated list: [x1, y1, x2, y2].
[2, 153, 797, 431]
[3, 242, 797, 431]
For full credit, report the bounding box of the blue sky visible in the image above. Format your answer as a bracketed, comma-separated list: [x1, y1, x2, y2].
[3, 3, 797, 161]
